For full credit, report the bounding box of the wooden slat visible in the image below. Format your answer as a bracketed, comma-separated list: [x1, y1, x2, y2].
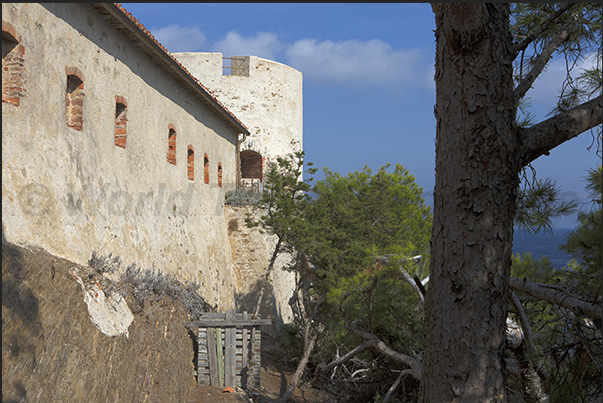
[217, 327, 224, 386]
[199, 312, 227, 319]
[207, 327, 219, 386]
[249, 326, 260, 389]
[184, 319, 272, 327]
[240, 312, 248, 375]
[242, 325, 248, 369]
[239, 311, 248, 387]
[224, 310, 237, 387]
[197, 327, 206, 385]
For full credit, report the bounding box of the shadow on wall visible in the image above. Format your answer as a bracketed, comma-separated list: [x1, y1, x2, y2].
[234, 278, 276, 322]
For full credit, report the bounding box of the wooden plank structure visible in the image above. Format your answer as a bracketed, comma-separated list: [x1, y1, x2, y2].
[184, 310, 271, 389]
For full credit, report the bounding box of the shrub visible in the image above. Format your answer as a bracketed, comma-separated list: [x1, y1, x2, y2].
[88, 251, 215, 319]
[225, 189, 261, 206]
[89, 250, 122, 275]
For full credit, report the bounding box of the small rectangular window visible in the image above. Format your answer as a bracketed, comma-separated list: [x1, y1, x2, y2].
[187, 145, 194, 181]
[65, 66, 85, 131]
[167, 124, 177, 164]
[204, 153, 210, 184]
[218, 163, 223, 188]
[115, 96, 127, 148]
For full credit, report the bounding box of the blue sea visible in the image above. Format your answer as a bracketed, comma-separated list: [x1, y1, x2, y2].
[512, 227, 574, 269]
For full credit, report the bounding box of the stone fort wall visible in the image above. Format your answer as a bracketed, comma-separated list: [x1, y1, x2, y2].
[2, 4, 302, 323]
[2, 3, 244, 309]
[172, 53, 303, 326]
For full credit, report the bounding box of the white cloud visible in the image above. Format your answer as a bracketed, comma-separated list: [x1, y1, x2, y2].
[150, 24, 207, 52]
[284, 38, 434, 91]
[212, 31, 283, 60]
[148, 26, 436, 92]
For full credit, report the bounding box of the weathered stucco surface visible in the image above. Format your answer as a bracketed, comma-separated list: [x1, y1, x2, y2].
[225, 206, 296, 329]
[2, 3, 241, 309]
[173, 52, 303, 168]
[173, 53, 302, 323]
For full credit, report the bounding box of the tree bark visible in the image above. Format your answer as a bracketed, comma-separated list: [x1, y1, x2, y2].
[422, 4, 519, 402]
[423, 4, 602, 402]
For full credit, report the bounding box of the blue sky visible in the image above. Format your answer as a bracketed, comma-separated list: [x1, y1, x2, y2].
[120, 3, 601, 228]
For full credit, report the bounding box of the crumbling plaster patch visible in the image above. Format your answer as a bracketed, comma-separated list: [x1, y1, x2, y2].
[70, 266, 134, 338]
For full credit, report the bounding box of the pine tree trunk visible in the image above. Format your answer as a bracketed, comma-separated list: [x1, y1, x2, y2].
[421, 4, 520, 402]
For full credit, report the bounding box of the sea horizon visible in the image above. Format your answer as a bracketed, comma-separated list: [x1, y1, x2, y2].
[512, 226, 575, 270]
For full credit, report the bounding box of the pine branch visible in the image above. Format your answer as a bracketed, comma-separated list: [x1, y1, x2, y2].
[519, 95, 603, 167]
[513, 7, 579, 104]
[274, 318, 319, 403]
[512, 3, 575, 55]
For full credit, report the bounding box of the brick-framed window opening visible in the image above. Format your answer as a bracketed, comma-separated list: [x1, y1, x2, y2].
[167, 124, 177, 164]
[2, 21, 25, 106]
[187, 145, 194, 181]
[217, 163, 223, 188]
[203, 153, 210, 184]
[65, 66, 85, 131]
[240, 150, 264, 182]
[114, 96, 127, 148]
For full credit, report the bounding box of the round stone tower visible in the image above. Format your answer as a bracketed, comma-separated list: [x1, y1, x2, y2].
[172, 52, 303, 191]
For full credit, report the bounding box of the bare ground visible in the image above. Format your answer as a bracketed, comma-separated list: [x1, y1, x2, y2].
[2, 240, 335, 403]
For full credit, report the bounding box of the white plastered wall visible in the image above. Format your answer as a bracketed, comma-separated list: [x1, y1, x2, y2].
[173, 52, 303, 325]
[2, 3, 242, 309]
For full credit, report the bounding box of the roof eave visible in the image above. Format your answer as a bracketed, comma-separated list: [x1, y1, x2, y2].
[89, 3, 250, 136]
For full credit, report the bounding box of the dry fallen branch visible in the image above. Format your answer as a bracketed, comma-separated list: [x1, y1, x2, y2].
[350, 319, 422, 380]
[510, 277, 602, 320]
[510, 291, 548, 379]
[382, 369, 415, 403]
[312, 338, 378, 385]
[399, 266, 424, 304]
